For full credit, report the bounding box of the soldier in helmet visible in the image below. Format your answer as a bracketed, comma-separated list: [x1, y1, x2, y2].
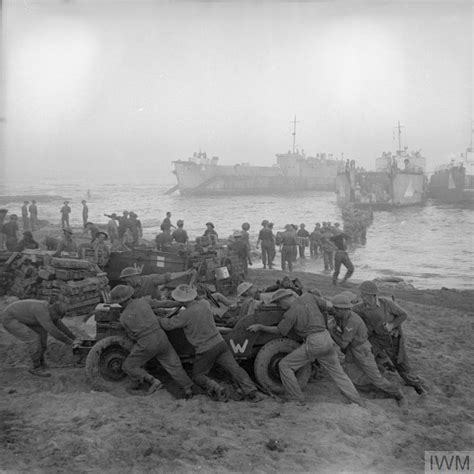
[111, 285, 194, 397]
[330, 293, 407, 408]
[236, 281, 262, 318]
[248, 288, 364, 406]
[353, 280, 426, 395]
[119, 266, 192, 300]
[228, 230, 251, 277]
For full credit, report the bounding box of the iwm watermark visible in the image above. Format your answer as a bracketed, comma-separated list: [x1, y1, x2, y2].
[425, 452, 473, 473]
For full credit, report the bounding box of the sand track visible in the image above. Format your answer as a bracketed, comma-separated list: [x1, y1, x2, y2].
[1, 269, 473, 473]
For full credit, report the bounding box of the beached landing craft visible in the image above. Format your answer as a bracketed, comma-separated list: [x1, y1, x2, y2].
[168, 118, 344, 195]
[336, 123, 427, 210]
[428, 135, 474, 204]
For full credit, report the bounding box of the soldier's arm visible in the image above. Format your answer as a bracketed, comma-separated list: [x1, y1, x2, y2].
[159, 310, 188, 330]
[385, 299, 408, 329]
[36, 312, 74, 345]
[55, 319, 77, 341]
[149, 299, 182, 309]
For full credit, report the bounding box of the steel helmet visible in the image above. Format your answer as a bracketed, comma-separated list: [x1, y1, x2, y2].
[119, 267, 142, 279]
[339, 291, 357, 303]
[237, 282, 253, 297]
[171, 284, 198, 303]
[269, 288, 297, 304]
[241, 222, 250, 231]
[332, 293, 353, 309]
[110, 285, 134, 304]
[359, 280, 379, 295]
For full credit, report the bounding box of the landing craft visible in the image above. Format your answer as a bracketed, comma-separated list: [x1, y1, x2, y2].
[168, 117, 345, 195]
[336, 123, 427, 210]
[428, 128, 474, 204]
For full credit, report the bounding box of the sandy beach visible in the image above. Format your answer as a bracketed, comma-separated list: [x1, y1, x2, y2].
[0, 266, 473, 473]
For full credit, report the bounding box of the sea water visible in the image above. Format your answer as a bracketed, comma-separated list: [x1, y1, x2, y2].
[0, 178, 472, 290]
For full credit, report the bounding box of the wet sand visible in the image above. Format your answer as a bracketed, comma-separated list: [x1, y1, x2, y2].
[0, 266, 473, 473]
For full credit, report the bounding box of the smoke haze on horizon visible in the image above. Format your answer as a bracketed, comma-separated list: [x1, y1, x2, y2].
[1, 0, 472, 183]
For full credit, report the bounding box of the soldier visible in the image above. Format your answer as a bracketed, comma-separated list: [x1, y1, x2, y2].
[28, 200, 38, 231]
[309, 223, 322, 258]
[128, 212, 142, 246]
[85, 222, 101, 243]
[171, 220, 189, 244]
[160, 284, 266, 402]
[228, 230, 251, 277]
[353, 281, 426, 395]
[236, 281, 263, 318]
[155, 228, 172, 250]
[21, 201, 29, 231]
[2, 300, 80, 377]
[203, 222, 218, 242]
[1, 214, 19, 251]
[119, 266, 191, 300]
[117, 211, 130, 244]
[111, 285, 194, 397]
[54, 227, 78, 257]
[60, 201, 71, 228]
[105, 213, 119, 244]
[280, 224, 298, 272]
[16, 231, 39, 252]
[81, 200, 88, 228]
[247, 289, 364, 406]
[92, 231, 110, 268]
[330, 293, 407, 408]
[256, 220, 274, 269]
[331, 230, 354, 286]
[161, 211, 174, 232]
[296, 223, 310, 259]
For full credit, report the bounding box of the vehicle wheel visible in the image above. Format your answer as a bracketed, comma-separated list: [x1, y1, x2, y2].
[85, 336, 134, 391]
[254, 338, 311, 394]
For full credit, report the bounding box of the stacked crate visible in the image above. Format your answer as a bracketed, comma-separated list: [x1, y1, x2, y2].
[7, 252, 109, 317]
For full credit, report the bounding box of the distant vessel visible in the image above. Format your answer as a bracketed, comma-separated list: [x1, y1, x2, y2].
[336, 122, 427, 210]
[170, 118, 344, 195]
[428, 132, 474, 204]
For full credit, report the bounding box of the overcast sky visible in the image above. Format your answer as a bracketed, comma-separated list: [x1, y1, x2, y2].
[1, 0, 472, 183]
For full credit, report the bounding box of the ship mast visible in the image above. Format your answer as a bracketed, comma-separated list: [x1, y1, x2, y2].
[393, 121, 405, 153]
[291, 116, 300, 154]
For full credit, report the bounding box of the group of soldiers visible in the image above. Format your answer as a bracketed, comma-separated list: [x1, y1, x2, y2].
[0, 201, 39, 252]
[1, 259, 426, 409]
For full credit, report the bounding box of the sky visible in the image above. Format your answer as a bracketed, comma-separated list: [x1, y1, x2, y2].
[0, 0, 472, 183]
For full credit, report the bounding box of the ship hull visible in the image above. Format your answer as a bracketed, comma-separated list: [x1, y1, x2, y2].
[173, 160, 341, 195]
[428, 168, 474, 204]
[336, 170, 427, 210]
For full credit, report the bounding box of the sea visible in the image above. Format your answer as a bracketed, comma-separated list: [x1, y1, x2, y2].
[1, 178, 473, 291]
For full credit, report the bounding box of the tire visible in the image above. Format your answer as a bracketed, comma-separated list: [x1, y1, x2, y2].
[85, 336, 134, 391]
[254, 338, 311, 394]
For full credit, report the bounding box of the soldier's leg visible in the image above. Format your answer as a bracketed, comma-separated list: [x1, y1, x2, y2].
[261, 246, 267, 268]
[350, 343, 402, 398]
[333, 252, 342, 284]
[340, 253, 354, 283]
[323, 250, 330, 270]
[156, 341, 193, 390]
[308, 331, 363, 404]
[3, 319, 44, 369]
[122, 338, 162, 386]
[279, 343, 311, 402]
[215, 344, 257, 396]
[192, 343, 225, 396]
